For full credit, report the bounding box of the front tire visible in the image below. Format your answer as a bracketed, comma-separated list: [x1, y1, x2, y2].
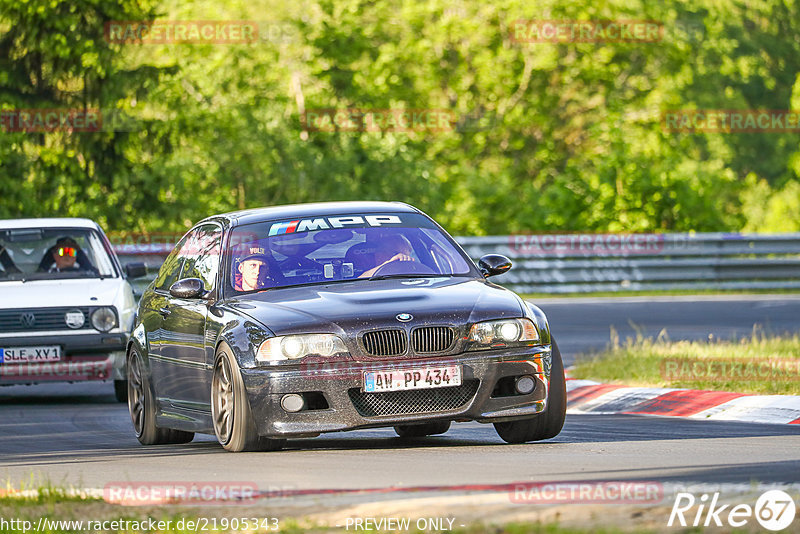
[127, 348, 194, 445]
[494, 338, 566, 444]
[394, 421, 451, 438]
[211, 344, 285, 452]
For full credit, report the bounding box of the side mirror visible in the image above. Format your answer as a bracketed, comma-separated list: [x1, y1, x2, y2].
[478, 254, 512, 278]
[125, 262, 148, 279]
[169, 278, 206, 299]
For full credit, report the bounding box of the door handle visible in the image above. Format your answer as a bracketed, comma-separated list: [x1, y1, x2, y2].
[157, 307, 171, 318]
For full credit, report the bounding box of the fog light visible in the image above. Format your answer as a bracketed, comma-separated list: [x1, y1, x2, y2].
[281, 394, 305, 413]
[515, 375, 536, 395]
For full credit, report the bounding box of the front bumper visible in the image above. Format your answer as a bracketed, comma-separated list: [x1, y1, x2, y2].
[0, 331, 128, 384]
[241, 346, 552, 438]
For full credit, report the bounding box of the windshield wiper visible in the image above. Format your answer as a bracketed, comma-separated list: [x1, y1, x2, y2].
[368, 273, 443, 281]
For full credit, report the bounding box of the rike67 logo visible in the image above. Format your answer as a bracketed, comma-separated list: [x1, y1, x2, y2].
[668, 490, 796, 531]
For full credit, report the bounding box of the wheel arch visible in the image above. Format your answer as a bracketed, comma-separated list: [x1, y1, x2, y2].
[216, 318, 275, 370]
[127, 322, 152, 369]
[525, 301, 552, 345]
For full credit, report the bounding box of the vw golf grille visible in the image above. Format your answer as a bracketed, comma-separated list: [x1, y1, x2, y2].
[0, 307, 92, 333]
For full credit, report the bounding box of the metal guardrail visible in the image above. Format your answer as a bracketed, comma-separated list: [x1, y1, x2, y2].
[459, 233, 800, 293]
[115, 232, 800, 295]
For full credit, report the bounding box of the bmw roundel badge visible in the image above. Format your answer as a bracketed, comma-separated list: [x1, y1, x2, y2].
[396, 313, 413, 322]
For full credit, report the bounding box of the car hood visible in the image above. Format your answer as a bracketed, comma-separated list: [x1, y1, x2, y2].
[227, 277, 526, 336]
[0, 278, 124, 309]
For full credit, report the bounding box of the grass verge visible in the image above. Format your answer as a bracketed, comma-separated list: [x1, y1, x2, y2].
[0, 495, 654, 533]
[570, 330, 800, 395]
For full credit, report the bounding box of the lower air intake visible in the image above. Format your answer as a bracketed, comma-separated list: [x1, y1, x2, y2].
[348, 380, 480, 417]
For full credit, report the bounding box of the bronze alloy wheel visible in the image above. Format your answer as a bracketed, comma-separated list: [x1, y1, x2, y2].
[127, 347, 194, 446]
[127, 353, 145, 437]
[211, 345, 284, 452]
[212, 354, 235, 445]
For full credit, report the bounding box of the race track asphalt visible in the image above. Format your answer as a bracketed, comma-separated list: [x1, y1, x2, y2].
[534, 294, 800, 365]
[1, 295, 798, 516]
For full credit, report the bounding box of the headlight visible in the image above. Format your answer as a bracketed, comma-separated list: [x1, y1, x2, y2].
[466, 318, 539, 349]
[64, 309, 86, 329]
[91, 307, 118, 332]
[257, 334, 348, 362]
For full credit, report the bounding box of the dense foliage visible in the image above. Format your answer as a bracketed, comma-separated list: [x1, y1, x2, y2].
[1, 0, 799, 235]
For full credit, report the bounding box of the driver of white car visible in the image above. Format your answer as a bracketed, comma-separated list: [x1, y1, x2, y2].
[37, 236, 95, 273]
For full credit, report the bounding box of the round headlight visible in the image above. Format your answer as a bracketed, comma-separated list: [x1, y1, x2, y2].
[91, 307, 117, 332]
[64, 309, 85, 329]
[281, 337, 305, 359]
[499, 321, 521, 342]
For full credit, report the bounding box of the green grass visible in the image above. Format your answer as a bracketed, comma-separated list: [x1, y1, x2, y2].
[1, 479, 100, 505]
[0, 509, 657, 534]
[570, 328, 800, 395]
[0, 482, 661, 534]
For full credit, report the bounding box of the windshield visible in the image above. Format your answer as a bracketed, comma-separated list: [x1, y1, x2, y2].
[0, 227, 117, 281]
[226, 212, 475, 294]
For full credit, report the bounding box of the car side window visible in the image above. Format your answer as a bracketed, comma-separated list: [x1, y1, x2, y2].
[154, 234, 190, 292]
[179, 224, 222, 291]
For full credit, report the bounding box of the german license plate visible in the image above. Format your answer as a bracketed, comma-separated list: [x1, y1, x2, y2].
[364, 365, 462, 392]
[0, 346, 62, 364]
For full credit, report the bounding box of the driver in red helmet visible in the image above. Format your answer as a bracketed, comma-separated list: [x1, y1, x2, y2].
[359, 235, 415, 278]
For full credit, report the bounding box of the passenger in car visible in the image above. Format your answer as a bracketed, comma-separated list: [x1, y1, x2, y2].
[358, 235, 415, 278]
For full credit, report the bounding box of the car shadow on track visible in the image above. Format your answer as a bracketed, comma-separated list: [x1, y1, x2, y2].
[0, 383, 121, 405]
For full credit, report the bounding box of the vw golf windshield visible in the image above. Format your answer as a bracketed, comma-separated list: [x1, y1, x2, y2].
[226, 213, 474, 293]
[0, 227, 117, 281]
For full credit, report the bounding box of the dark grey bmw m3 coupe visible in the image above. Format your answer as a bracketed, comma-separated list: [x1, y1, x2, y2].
[127, 201, 566, 452]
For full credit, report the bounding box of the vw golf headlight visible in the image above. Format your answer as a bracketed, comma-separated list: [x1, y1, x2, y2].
[466, 318, 539, 350]
[257, 334, 348, 362]
[91, 307, 118, 332]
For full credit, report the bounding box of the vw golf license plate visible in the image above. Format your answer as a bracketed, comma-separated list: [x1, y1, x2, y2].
[364, 365, 462, 392]
[0, 346, 62, 363]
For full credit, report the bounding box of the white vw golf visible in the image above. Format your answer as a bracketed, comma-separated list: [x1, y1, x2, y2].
[0, 218, 147, 401]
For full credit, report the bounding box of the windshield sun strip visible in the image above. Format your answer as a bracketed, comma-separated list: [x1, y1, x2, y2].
[231, 273, 470, 296]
